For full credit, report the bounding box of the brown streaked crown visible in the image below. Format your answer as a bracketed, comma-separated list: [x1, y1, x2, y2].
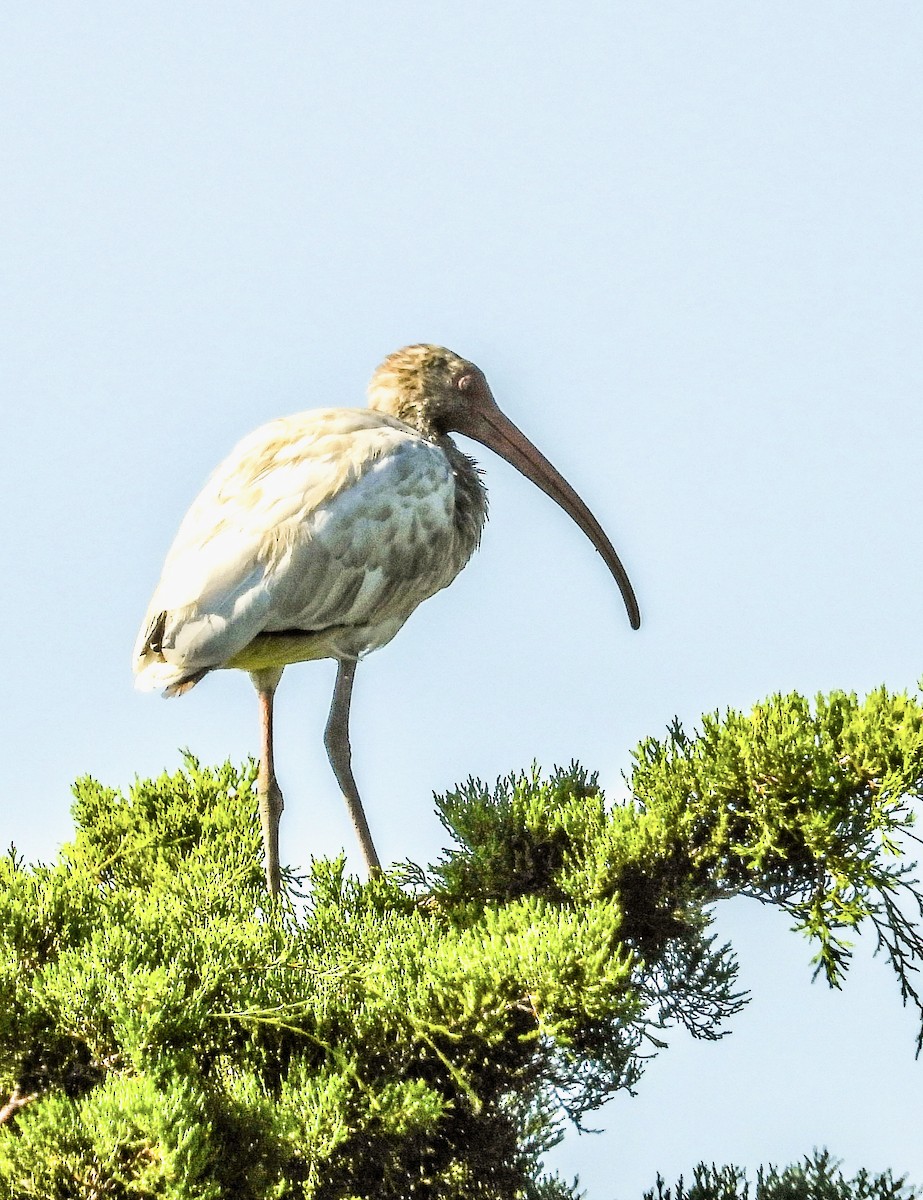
[367, 344, 476, 436]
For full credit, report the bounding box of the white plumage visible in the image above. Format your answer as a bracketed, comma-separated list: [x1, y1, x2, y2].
[134, 409, 476, 695]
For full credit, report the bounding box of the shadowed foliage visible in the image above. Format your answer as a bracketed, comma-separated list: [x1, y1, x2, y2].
[0, 689, 920, 1198]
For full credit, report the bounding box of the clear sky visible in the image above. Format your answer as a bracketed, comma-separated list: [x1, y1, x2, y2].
[1, 3, 921, 1195]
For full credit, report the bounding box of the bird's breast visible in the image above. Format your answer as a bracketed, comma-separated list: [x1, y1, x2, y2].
[260, 436, 475, 635]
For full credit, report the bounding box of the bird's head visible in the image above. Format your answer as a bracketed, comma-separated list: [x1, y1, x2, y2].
[367, 344, 484, 435]
[368, 344, 641, 629]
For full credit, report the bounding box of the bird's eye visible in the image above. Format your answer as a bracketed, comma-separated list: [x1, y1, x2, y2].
[455, 373, 475, 392]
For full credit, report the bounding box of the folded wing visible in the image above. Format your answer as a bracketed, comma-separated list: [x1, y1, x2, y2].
[133, 409, 462, 693]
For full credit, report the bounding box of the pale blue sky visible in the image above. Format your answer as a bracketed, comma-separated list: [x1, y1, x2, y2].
[1, 3, 921, 1195]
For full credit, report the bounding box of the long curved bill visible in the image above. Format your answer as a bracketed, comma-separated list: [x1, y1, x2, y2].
[461, 400, 641, 630]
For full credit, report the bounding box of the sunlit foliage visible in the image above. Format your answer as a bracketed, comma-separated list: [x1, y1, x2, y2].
[0, 690, 920, 1198]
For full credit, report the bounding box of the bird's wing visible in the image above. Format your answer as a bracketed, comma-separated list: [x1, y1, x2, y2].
[133, 409, 460, 686]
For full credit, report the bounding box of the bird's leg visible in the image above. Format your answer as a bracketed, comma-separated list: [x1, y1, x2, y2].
[324, 658, 382, 877]
[252, 668, 285, 897]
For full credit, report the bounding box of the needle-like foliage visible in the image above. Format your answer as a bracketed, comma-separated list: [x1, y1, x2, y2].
[645, 1151, 915, 1200]
[0, 689, 920, 1198]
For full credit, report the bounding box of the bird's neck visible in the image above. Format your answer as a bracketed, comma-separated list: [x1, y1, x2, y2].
[401, 400, 441, 441]
[367, 372, 446, 439]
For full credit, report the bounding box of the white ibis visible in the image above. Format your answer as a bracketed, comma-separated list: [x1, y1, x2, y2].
[134, 345, 640, 895]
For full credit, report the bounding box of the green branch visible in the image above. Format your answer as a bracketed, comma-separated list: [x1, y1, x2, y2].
[0, 691, 919, 1197]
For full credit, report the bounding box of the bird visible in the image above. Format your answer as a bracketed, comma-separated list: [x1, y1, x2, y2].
[133, 344, 640, 896]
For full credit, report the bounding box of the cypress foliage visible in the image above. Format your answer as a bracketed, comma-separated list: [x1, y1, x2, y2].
[645, 1151, 914, 1200]
[0, 689, 920, 1198]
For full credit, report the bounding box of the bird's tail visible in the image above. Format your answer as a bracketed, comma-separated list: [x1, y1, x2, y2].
[133, 654, 210, 698]
[133, 611, 210, 698]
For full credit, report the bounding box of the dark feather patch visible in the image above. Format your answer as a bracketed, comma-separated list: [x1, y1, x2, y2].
[144, 611, 168, 656]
